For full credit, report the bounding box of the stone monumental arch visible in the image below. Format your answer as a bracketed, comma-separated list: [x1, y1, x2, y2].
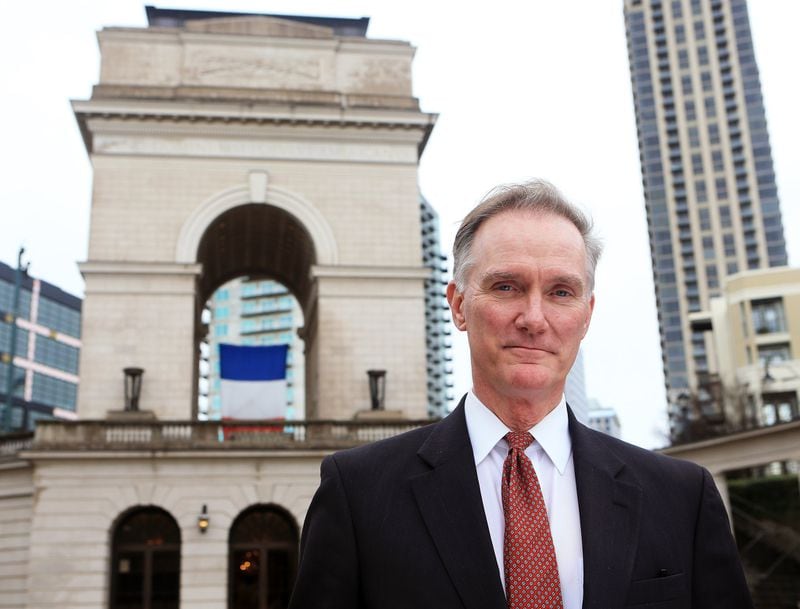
[0, 11, 441, 609]
[73, 9, 436, 421]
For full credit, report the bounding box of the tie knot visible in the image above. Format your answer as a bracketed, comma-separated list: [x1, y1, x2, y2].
[505, 431, 533, 451]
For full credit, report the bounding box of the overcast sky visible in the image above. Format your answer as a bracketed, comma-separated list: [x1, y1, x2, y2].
[1, 1, 798, 448]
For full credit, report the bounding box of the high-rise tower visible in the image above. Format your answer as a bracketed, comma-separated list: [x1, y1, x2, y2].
[623, 0, 788, 437]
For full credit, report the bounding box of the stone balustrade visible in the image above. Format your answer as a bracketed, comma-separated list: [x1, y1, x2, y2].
[0, 432, 34, 457]
[24, 418, 436, 451]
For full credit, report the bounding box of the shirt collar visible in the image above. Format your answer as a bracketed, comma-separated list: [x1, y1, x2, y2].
[464, 390, 572, 475]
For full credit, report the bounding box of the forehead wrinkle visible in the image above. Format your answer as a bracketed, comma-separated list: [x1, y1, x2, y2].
[478, 267, 585, 285]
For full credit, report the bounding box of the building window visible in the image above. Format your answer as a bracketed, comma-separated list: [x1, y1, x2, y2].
[693, 20, 706, 40]
[110, 507, 180, 609]
[751, 298, 787, 334]
[758, 343, 792, 368]
[695, 180, 707, 202]
[712, 150, 724, 172]
[31, 372, 78, 410]
[704, 97, 716, 118]
[761, 393, 798, 426]
[723, 233, 736, 256]
[36, 298, 81, 338]
[691, 153, 703, 173]
[719, 205, 731, 227]
[0, 322, 29, 358]
[708, 123, 720, 144]
[698, 207, 711, 230]
[715, 177, 728, 199]
[684, 100, 696, 120]
[702, 235, 715, 260]
[229, 505, 298, 609]
[34, 335, 79, 374]
[705, 264, 719, 288]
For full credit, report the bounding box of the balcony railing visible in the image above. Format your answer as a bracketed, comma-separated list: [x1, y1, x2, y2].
[24, 418, 437, 452]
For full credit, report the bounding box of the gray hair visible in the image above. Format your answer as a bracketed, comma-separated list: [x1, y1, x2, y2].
[452, 179, 603, 293]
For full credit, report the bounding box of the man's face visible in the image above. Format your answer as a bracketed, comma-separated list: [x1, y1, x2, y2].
[447, 209, 595, 407]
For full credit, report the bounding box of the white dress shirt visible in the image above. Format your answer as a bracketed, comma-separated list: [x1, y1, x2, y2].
[464, 391, 583, 609]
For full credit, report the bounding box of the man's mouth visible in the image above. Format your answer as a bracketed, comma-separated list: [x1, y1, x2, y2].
[504, 345, 553, 354]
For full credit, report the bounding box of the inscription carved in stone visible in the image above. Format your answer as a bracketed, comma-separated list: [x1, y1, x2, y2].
[185, 52, 323, 88]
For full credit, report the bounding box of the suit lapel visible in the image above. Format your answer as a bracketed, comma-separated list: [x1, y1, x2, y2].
[410, 401, 507, 609]
[569, 413, 642, 609]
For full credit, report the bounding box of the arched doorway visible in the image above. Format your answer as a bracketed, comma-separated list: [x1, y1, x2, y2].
[199, 276, 306, 420]
[109, 506, 181, 609]
[229, 504, 299, 609]
[194, 204, 317, 420]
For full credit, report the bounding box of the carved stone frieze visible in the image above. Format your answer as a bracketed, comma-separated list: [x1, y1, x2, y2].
[182, 48, 326, 89]
[343, 58, 412, 96]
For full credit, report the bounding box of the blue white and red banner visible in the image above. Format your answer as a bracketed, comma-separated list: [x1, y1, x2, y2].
[219, 343, 288, 419]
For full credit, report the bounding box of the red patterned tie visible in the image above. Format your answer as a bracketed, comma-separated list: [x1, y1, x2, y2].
[502, 431, 563, 609]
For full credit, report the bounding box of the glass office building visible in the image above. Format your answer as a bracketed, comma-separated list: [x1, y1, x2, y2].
[0, 260, 81, 430]
[624, 0, 787, 436]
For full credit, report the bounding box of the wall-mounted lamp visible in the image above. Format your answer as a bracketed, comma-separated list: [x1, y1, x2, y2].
[367, 369, 386, 411]
[123, 367, 144, 412]
[197, 504, 210, 533]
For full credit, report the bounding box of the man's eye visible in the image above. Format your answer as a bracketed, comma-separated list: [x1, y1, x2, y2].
[553, 289, 571, 297]
[496, 284, 514, 292]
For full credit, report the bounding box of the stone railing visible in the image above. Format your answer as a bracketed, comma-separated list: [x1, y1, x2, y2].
[27, 419, 436, 452]
[0, 432, 34, 458]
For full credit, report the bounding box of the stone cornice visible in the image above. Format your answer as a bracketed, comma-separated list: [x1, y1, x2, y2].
[73, 98, 435, 127]
[660, 419, 800, 475]
[79, 261, 203, 276]
[90, 85, 422, 111]
[72, 97, 437, 157]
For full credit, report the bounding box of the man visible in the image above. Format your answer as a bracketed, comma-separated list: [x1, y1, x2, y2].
[289, 180, 752, 608]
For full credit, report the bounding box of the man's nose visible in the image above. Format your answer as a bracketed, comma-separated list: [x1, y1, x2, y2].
[514, 293, 547, 333]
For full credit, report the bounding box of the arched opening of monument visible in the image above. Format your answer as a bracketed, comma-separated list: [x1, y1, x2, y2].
[194, 204, 316, 421]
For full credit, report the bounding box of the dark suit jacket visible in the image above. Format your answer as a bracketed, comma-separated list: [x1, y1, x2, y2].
[288, 400, 753, 608]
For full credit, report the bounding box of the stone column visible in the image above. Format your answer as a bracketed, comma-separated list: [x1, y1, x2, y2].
[311, 265, 430, 420]
[77, 261, 202, 420]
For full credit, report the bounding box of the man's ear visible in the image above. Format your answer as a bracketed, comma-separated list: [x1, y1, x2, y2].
[446, 281, 467, 331]
[581, 293, 595, 338]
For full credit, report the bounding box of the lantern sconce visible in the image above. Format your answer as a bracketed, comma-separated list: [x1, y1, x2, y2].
[197, 504, 210, 533]
[123, 367, 144, 412]
[367, 369, 387, 411]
